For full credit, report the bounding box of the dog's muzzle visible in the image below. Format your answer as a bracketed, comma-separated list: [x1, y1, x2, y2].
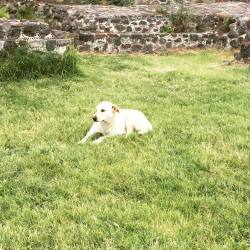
[92, 116, 97, 122]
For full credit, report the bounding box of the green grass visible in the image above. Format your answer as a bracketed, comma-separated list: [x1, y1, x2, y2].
[0, 50, 249, 249]
[0, 48, 78, 81]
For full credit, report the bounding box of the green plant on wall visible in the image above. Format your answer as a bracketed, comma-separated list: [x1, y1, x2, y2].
[16, 4, 35, 19]
[156, 1, 192, 34]
[170, 3, 191, 33]
[163, 26, 173, 33]
[217, 16, 235, 33]
[195, 16, 206, 33]
[0, 5, 9, 18]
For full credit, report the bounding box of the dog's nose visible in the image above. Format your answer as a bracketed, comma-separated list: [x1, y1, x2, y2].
[92, 116, 97, 122]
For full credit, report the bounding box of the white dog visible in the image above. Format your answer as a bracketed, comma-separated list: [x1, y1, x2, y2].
[79, 101, 152, 144]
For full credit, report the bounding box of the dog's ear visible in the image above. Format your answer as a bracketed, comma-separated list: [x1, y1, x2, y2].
[112, 104, 120, 113]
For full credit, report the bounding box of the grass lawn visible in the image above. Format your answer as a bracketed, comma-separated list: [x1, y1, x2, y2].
[0, 50, 249, 249]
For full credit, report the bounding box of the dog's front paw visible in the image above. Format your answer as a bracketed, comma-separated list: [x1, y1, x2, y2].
[93, 137, 104, 144]
[78, 139, 87, 144]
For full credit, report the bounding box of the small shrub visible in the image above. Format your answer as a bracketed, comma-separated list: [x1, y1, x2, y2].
[195, 16, 206, 33]
[157, 2, 192, 33]
[16, 4, 35, 19]
[0, 5, 9, 18]
[217, 16, 235, 34]
[0, 48, 78, 81]
[170, 4, 191, 33]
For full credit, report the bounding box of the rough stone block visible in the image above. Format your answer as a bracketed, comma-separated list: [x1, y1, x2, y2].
[122, 44, 131, 49]
[104, 27, 111, 32]
[102, 43, 108, 52]
[78, 44, 91, 51]
[114, 38, 121, 46]
[97, 17, 108, 23]
[230, 39, 238, 48]
[206, 39, 212, 45]
[111, 18, 121, 24]
[190, 34, 199, 41]
[46, 39, 57, 51]
[126, 26, 132, 32]
[159, 38, 166, 44]
[122, 19, 130, 25]
[131, 34, 142, 40]
[115, 25, 126, 32]
[228, 31, 238, 38]
[131, 44, 142, 52]
[152, 36, 158, 43]
[143, 44, 153, 53]
[166, 42, 172, 48]
[7, 27, 21, 39]
[96, 33, 106, 39]
[79, 33, 94, 42]
[139, 21, 147, 25]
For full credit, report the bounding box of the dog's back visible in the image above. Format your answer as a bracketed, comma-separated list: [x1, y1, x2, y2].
[121, 109, 152, 134]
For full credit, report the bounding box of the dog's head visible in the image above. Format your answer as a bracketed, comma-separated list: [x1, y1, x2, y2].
[92, 101, 119, 123]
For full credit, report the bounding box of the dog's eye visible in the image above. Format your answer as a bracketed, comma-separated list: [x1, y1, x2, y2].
[101, 109, 105, 112]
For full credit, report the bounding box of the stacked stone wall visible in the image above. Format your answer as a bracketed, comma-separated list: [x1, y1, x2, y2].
[1, 1, 249, 61]
[0, 20, 71, 54]
[43, 3, 249, 53]
[77, 31, 244, 53]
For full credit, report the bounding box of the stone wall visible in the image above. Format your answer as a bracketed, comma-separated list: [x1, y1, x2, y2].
[43, 3, 249, 53]
[43, 3, 243, 34]
[135, 0, 250, 5]
[1, 2, 249, 60]
[77, 31, 243, 53]
[0, 20, 71, 54]
[44, 5, 226, 34]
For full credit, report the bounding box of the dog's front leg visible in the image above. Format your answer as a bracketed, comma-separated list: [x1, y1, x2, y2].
[93, 134, 113, 144]
[79, 123, 100, 144]
[93, 136, 105, 144]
